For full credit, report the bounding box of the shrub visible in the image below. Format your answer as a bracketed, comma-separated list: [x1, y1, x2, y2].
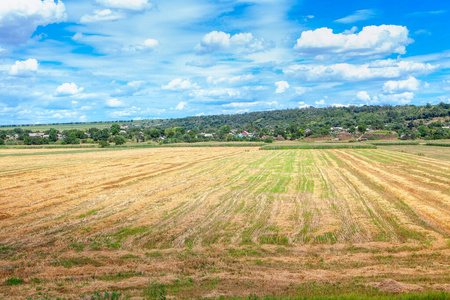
[99, 140, 110, 148]
[113, 136, 126, 145]
[264, 137, 274, 143]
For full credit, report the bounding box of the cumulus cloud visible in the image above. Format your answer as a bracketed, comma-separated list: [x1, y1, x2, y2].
[55, 83, 84, 96]
[106, 98, 126, 108]
[124, 39, 159, 52]
[379, 92, 415, 104]
[331, 103, 352, 107]
[175, 101, 187, 110]
[335, 9, 376, 24]
[294, 25, 412, 58]
[195, 31, 273, 55]
[275, 81, 290, 93]
[357, 91, 371, 101]
[80, 9, 124, 23]
[162, 78, 199, 91]
[284, 59, 436, 82]
[383, 76, 420, 94]
[315, 99, 326, 105]
[95, 0, 152, 11]
[0, 0, 67, 44]
[9, 59, 39, 76]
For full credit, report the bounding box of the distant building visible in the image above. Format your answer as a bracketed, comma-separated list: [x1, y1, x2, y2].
[28, 133, 45, 137]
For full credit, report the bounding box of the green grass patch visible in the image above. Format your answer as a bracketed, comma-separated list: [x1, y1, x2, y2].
[114, 226, 149, 240]
[52, 257, 103, 268]
[260, 144, 377, 150]
[228, 247, 264, 257]
[97, 271, 143, 281]
[78, 209, 100, 219]
[4, 277, 24, 286]
[223, 292, 450, 299]
[259, 234, 289, 245]
[425, 143, 450, 147]
[372, 142, 420, 145]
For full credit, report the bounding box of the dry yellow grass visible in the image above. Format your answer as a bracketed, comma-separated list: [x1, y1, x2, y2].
[0, 147, 449, 298]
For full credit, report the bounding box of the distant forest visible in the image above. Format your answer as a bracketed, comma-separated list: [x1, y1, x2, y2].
[1, 103, 450, 144]
[154, 103, 450, 131]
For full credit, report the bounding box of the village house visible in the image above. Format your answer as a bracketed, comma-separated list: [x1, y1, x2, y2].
[28, 133, 46, 137]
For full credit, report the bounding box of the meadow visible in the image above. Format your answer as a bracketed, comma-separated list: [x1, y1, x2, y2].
[0, 146, 449, 299]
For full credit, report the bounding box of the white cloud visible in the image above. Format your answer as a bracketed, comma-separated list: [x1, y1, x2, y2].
[80, 9, 124, 23]
[186, 60, 216, 68]
[162, 78, 199, 91]
[55, 83, 84, 96]
[294, 87, 311, 95]
[335, 9, 376, 24]
[190, 88, 242, 100]
[112, 81, 146, 96]
[125, 39, 159, 52]
[222, 101, 278, 108]
[95, 0, 152, 11]
[331, 103, 352, 107]
[294, 25, 412, 58]
[0, 0, 66, 44]
[175, 101, 187, 110]
[383, 77, 420, 94]
[284, 59, 436, 82]
[9, 59, 39, 76]
[72, 32, 83, 41]
[415, 29, 431, 36]
[379, 92, 415, 104]
[207, 75, 255, 85]
[315, 99, 326, 105]
[195, 31, 273, 55]
[356, 91, 371, 101]
[275, 81, 290, 93]
[51, 110, 78, 119]
[106, 98, 126, 108]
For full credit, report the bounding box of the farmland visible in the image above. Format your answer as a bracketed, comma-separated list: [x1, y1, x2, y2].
[0, 146, 449, 299]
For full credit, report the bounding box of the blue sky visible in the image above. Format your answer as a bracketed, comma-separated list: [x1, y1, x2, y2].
[0, 0, 449, 125]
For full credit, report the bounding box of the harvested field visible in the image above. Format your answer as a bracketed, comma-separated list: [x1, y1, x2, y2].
[0, 147, 449, 299]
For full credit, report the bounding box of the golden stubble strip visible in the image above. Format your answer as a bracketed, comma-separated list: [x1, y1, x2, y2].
[334, 150, 450, 235]
[325, 150, 431, 241]
[0, 148, 256, 247]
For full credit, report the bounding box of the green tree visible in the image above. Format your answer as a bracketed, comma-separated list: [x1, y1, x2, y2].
[165, 128, 175, 138]
[0, 138, 5, 145]
[113, 136, 126, 145]
[111, 124, 120, 135]
[349, 126, 356, 133]
[357, 124, 367, 134]
[219, 125, 231, 135]
[99, 128, 110, 141]
[64, 133, 81, 144]
[149, 128, 161, 139]
[48, 128, 58, 142]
